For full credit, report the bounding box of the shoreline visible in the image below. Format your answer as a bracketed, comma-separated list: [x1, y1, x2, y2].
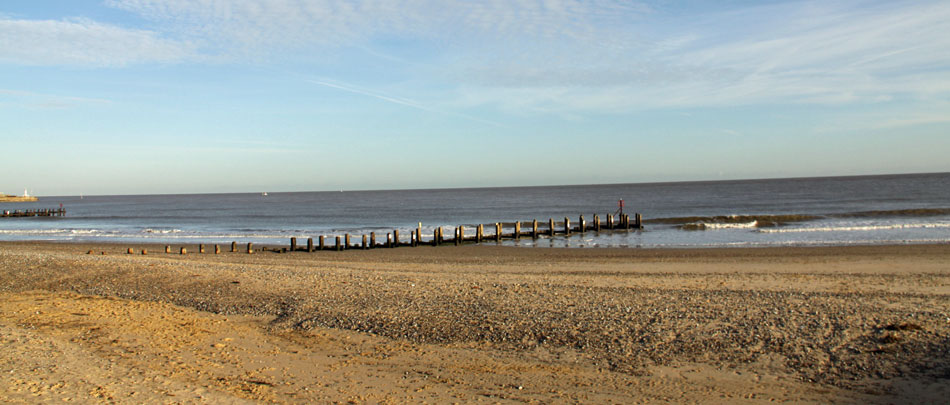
[2, 241, 949, 402]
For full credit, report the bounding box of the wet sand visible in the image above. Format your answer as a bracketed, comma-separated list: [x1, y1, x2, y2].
[1, 242, 949, 403]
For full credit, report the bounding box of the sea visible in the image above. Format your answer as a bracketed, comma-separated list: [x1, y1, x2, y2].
[1, 172, 949, 248]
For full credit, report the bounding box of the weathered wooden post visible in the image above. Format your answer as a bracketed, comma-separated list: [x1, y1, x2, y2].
[476, 224, 483, 243]
[319, 235, 325, 250]
[514, 222, 521, 240]
[549, 218, 555, 236]
[180, 247, 187, 255]
[199, 244, 205, 254]
[636, 213, 642, 229]
[607, 214, 614, 229]
[433, 228, 439, 246]
[165, 245, 171, 254]
[438, 227, 444, 245]
[594, 215, 601, 231]
[496, 223, 502, 242]
[393, 230, 399, 247]
[290, 237, 297, 252]
[532, 219, 538, 239]
[231, 241, 237, 252]
[580, 215, 586, 233]
[362, 234, 368, 249]
[458, 226, 464, 245]
[387, 233, 392, 248]
[564, 217, 570, 235]
[127, 248, 134, 254]
[215, 245, 221, 254]
[345, 234, 351, 249]
[307, 237, 314, 252]
[247, 242, 253, 254]
[335, 236, 342, 251]
[371, 232, 377, 248]
[141, 249, 147, 255]
[411, 231, 417, 247]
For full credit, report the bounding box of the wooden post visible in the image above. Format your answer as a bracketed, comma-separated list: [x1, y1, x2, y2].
[564, 217, 570, 235]
[319, 235, 325, 250]
[345, 234, 351, 249]
[549, 218, 555, 236]
[580, 215, 585, 233]
[393, 230, 399, 247]
[127, 248, 134, 254]
[335, 236, 342, 251]
[496, 223, 502, 242]
[532, 219, 538, 239]
[371, 232, 377, 248]
[636, 213, 642, 229]
[180, 247, 187, 255]
[165, 245, 171, 254]
[387, 233, 392, 248]
[459, 226, 465, 245]
[607, 214, 614, 229]
[433, 228, 439, 246]
[307, 237, 314, 252]
[231, 241, 237, 252]
[514, 222, 521, 240]
[411, 231, 417, 247]
[594, 215, 601, 231]
[199, 244, 205, 254]
[362, 234, 368, 249]
[247, 243, 253, 254]
[438, 227, 444, 245]
[417, 225, 422, 245]
[290, 237, 297, 252]
[141, 249, 147, 255]
[476, 224, 483, 243]
[215, 245, 221, 254]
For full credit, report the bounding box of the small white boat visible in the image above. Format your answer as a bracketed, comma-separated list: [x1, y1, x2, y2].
[261, 192, 268, 196]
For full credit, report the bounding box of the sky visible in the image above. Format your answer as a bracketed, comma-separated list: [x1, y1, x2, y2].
[1, 0, 948, 196]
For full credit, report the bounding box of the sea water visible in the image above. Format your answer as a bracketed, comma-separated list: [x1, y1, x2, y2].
[1, 172, 948, 248]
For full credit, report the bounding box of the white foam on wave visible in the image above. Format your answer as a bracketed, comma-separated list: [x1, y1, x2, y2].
[688, 221, 759, 230]
[142, 228, 183, 234]
[0, 229, 101, 235]
[758, 222, 950, 234]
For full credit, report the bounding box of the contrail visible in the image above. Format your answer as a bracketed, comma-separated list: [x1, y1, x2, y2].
[307, 79, 507, 128]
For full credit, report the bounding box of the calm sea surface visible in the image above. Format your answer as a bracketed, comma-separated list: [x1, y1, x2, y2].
[2, 173, 949, 248]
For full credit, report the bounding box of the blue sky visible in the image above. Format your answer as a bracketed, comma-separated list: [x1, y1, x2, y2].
[1, 0, 948, 195]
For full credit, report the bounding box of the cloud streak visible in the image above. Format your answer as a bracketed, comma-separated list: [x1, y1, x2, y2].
[0, 17, 193, 67]
[308, 78, 506, 127]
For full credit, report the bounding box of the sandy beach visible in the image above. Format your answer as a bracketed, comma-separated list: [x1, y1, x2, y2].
[1, 242, 948, 403]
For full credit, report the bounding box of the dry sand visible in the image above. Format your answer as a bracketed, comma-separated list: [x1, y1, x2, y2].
[1, 242, 948, 403]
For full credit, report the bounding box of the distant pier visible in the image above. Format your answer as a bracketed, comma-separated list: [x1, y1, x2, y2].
[1, 208, 66, 218]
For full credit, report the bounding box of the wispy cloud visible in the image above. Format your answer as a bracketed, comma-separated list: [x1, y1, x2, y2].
[308, 78, 506, 127]
[5, 0, 948, 114]
[0, 17, 193, 67]
[0, 88, 112, 109]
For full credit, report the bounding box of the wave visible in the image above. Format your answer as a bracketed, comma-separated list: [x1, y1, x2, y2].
[142, 228, 183, 234]
[758, 222, 950, 234]
[650, 207, 950, 229]
[682, 221, 759, 231]
[0, 229, 103, 235]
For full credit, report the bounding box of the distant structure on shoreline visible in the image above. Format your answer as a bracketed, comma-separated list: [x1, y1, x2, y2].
[0, 188, 38, 203]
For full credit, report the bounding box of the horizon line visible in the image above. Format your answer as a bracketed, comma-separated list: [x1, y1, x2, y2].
[20, 170, 949, 199]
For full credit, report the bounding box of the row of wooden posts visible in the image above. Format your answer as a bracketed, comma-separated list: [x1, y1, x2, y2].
[1, 208, 66, 218]
[123, 213, 642, 255]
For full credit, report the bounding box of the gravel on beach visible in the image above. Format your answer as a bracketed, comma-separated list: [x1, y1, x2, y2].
[1, 242, 949, 401]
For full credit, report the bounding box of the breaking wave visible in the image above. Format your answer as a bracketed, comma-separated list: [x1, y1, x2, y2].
[758, 223, 950, 234]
